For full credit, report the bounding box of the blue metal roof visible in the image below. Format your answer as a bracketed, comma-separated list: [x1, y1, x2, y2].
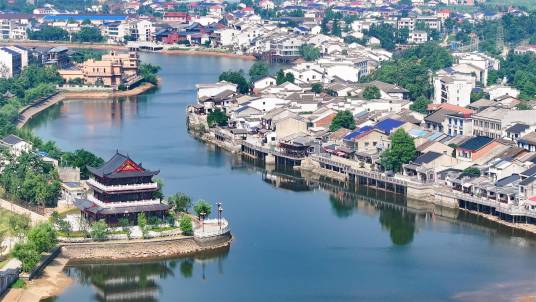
[374, 118, 404, 134]
[43, 14, 128, 21]
[343, 126, 373, 141]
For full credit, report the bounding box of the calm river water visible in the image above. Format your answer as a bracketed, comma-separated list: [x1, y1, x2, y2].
[31, 53, 536, 302]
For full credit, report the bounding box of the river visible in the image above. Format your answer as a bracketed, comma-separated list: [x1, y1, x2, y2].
[30, 53, 536, 302]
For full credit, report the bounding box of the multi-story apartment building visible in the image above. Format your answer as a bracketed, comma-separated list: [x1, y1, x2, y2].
[433, 71, 475, 107]
[472, 107, 536, 139]
[408, 31, 428, 44]
[0, 47, 22, 78]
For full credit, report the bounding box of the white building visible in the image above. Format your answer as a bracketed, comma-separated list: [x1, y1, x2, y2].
[0, 47, 22, 78]
[253, 76, 276, 91]
[485, 85, 520, 100]
[433, 71, 475, 107]
[196, 81, 238, 99]
[408, 31, 428, 44]
[0, 134, 32, 156]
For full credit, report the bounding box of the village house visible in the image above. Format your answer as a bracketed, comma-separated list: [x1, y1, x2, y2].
[0, 134, 32, 156]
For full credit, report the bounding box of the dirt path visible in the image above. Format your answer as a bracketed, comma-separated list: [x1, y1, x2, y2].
[1, 256, 71, 302]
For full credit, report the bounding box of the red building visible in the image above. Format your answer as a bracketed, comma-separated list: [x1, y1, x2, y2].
[75, 152, 170, 224]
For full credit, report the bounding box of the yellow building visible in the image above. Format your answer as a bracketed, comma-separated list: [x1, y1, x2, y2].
[59, 51, 139, 89]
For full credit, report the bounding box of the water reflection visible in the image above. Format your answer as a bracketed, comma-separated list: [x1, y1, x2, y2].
[65, 248, 229, 302]
[27, 96, 147, 130]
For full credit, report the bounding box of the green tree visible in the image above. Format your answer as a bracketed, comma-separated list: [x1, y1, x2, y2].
[207, 109, 229, 127]
[168, 193, 192, 213]
[179, 215, 193, 235]
[8, 214, 30, 240]
[331, 20, 342, 37]
[57, 219, 71, 236]
[193, 200, 212, 218]
[137, 213, 149, 238]
[463, 167, 481, 177]
[470, 91, 485, 103]
[73, 26, 103, 42]
[285, 72, 295, 84]
[248, 61, 269, 81]
[311, 83, 323, 94]
[90, 220, 109, 241]
[329, 110, 356, 131]
[380, 129, 417, 172]
[139, 63, 160, 85]
[27, 222, 57, 253]
[299, 44, 321, 61]
[28, 26, 69, 41]
[517, 101, 531, 110]
[363, 86, 381, 100]
[219, 70, 250, 94]
[276, 69, 286, 85]
[11, 241, 40, 272]
[409, 96, 431, 114]
[61, 149, 104, 179]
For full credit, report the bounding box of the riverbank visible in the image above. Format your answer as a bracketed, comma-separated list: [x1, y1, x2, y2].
[161, 49, 256, 60]
[187, 117, 536, 237]
[17, 81, 155, 128]
[1, 233, 232, 302]
[3, 40, 256, 60]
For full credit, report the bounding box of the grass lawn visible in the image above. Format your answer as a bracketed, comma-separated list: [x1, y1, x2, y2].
[0, 257, 10, 269]
[150, 225, 179, 232]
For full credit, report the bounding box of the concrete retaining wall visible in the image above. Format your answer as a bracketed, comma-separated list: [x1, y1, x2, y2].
[0, 265, 19, 296]
[61, 234, 231, 263]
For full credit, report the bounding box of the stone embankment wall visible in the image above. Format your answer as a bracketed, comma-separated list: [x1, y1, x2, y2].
[62, 235, 231, 263]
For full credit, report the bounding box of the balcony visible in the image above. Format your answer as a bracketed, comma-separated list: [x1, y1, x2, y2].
[87, 178, 158, 192]
[87, 194, 161, 208]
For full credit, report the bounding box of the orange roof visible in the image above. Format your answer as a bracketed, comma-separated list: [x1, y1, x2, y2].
[427, 103, 474, 115]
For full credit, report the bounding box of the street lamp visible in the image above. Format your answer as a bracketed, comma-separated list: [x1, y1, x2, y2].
[218, 205, 223, 231]
[216, 202, 222, 227]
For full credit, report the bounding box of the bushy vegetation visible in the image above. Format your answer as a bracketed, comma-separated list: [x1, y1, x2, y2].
[139, 63, 160, 85]
[299, 44, 321, 61]
[330, 110, 356, 131]
[28, 25, 103, 42]
[380, 129, 417, 172]
[193, 200, 212, 218]
[168, 192, 192, 213]
[207, 109, 228, 127]
[61, 149, 104, 179]
[363, 43, 452, 100]
[219, 70, 250, 94]
[0, 152, 61, 207]
[11, 222, 57, 272]
[490, 53, 536, 100]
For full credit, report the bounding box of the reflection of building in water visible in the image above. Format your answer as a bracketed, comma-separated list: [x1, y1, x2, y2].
[68, 247, 231, 302]
[262, 169, 318, 192]
[68, 262, 172, 302]
[60, 98, 141, 128]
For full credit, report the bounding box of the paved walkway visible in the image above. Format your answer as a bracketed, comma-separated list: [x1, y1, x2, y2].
[1, 255, 71, 302]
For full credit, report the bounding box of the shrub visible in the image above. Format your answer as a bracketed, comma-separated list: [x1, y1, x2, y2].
[179, 215, 193, 235]
[11, 242, 40, 273]
[27, 222, 57, 253]
[193, 200, 212, 218]
[90, 220, 109, 241]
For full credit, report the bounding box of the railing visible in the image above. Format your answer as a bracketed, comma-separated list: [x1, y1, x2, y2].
[193, 218, 230, 239]
[87, 195, 162, 208]
[449, 191, 536, 219]
[87, 178, 158, 192]
[312, 154, 407, 186]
